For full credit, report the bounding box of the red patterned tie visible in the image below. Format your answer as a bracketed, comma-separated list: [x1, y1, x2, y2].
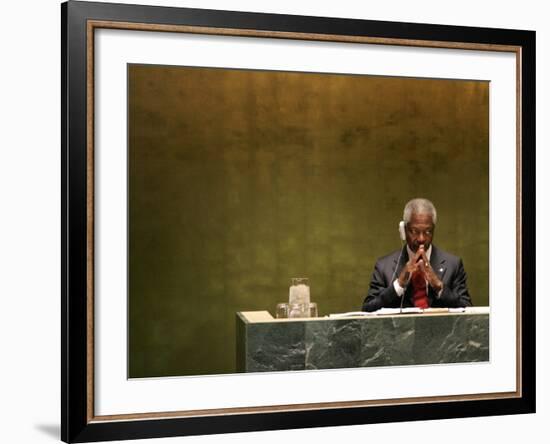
[411, 270, 429, 308]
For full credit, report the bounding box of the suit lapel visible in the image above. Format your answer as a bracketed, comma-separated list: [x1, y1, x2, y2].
[393, 246, 408, 279]
[428, 245, 447, 303]
[430, 245, 447, 280]
[393, 246, 410, 305]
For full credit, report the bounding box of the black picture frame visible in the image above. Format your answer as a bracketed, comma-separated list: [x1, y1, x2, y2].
[61, 1, 536, 442]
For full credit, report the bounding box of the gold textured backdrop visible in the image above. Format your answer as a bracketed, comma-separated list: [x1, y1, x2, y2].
[128, 64, 489, 377]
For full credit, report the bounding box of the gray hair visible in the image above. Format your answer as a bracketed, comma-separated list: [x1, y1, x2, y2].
[403, 198, 437, 225]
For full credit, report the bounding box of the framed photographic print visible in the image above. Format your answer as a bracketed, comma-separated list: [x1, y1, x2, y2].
[61, 0, 535, 442]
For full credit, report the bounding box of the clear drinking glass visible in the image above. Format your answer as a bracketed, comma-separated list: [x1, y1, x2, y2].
[309, 302, 318, 318]
[288, 303, 308, 318]
[291, 277, 309, 287]
[275, 303, 289, 319]
[289, 277, 310, 318]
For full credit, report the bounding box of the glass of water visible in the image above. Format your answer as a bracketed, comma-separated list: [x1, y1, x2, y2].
[309, 302, 318, 318]
[275, 303, 289, 318]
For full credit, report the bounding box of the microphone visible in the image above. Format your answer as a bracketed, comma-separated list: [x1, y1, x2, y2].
[390, 221, 406, 313]
[399, 269, 406, 313]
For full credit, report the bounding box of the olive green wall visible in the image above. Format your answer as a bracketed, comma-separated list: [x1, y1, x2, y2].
[128, 64, 489, 378]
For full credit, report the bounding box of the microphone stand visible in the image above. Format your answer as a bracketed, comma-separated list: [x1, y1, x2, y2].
[390, 244, 406, 314]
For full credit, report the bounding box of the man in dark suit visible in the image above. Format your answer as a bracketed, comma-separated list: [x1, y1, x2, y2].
[362, 198, 472, 312]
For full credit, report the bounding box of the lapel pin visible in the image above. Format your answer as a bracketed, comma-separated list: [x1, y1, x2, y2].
[439, 268, 444, 272]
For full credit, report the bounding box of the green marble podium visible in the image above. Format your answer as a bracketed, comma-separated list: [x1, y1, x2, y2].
[236, 308, 489, 372]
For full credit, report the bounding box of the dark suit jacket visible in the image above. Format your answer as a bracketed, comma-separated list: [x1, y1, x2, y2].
[362, 245, 472, 312]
